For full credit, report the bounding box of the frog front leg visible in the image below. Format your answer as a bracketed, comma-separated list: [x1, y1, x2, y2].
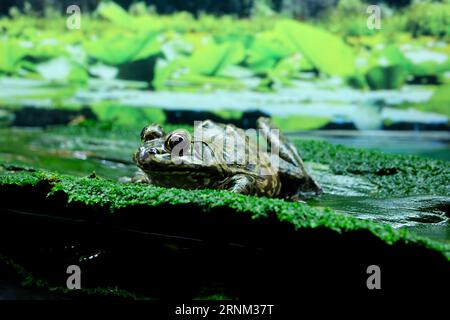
[216, 174, 257, 195]
[119, 170, 150, 183]
[131, 169, 151, 183]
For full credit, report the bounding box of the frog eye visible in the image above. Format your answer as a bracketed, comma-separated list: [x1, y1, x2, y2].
[165, 132, 188, 151]
[141, 124, 164, 142]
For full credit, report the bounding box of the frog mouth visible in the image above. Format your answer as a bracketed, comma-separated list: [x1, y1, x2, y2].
[139, 161, 222, 175]
[135, 153, 220, 174]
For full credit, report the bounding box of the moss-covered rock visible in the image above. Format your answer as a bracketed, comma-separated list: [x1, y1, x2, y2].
[0, 163, 446, 251]
[0, 163, 449, 299]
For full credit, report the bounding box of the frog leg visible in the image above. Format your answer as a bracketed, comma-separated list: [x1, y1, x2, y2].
[131, 169, 151, 184]
[257, 117, 303, 166]
[216, 174, 257, 195]
[257, 117, 322, 196]
[275, 157, 321, 200]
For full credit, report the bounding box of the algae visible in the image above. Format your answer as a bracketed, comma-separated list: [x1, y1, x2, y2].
[295, 139, 450, 197]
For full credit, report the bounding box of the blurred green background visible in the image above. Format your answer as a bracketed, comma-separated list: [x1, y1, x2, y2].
[0, 0, 449, 157]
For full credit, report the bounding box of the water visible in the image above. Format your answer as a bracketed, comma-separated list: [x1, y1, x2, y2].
[0, 127, 137, 180]
[308, 194, 449, 243]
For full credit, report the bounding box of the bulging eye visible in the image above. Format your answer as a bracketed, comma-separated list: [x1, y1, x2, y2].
[140, 124, 164, 142]
[165, 133, 186, 151]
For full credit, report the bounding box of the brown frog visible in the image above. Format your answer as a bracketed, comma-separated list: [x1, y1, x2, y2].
[133, 117, 322, 200]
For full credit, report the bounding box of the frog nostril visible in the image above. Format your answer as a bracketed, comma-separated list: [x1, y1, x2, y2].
[139, 147, 148, 159]
[148, 147, 158, 155]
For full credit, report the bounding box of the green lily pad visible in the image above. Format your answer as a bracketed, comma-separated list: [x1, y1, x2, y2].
[275, 20, 356, 76]
[85, 31, 160, 65]
[0, 39, 29, 73]
[365, 46, 410, 90]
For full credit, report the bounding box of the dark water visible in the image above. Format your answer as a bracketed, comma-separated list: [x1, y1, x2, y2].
[308, 194, 449, 244]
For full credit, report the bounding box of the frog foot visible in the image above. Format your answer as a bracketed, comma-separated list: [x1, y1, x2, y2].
[217, 174, 257, 196]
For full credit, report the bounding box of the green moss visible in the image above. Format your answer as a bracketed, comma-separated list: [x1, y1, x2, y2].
[194, 293, 236, 300]
[295, 139, 450, 197]
[0, 164, 56, 186]
[0, 163, 448, 260]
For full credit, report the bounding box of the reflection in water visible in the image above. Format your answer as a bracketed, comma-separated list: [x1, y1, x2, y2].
[308, 194, 449, 243]
[0, 128, 137, 180]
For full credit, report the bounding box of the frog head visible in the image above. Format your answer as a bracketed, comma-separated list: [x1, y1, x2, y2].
[133, 124, 221, 188]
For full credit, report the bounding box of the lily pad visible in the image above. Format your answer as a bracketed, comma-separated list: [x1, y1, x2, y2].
[0, 39, 29, 73]
[85, 31, 161, 66]
[365, 46, 410, 89]
[275, 20, 356, 76]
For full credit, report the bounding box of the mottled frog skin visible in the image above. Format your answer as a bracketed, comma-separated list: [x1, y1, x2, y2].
[133, 117, 321, 200]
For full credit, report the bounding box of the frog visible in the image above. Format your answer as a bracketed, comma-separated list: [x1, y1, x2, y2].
[133, 117, 322, 200]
